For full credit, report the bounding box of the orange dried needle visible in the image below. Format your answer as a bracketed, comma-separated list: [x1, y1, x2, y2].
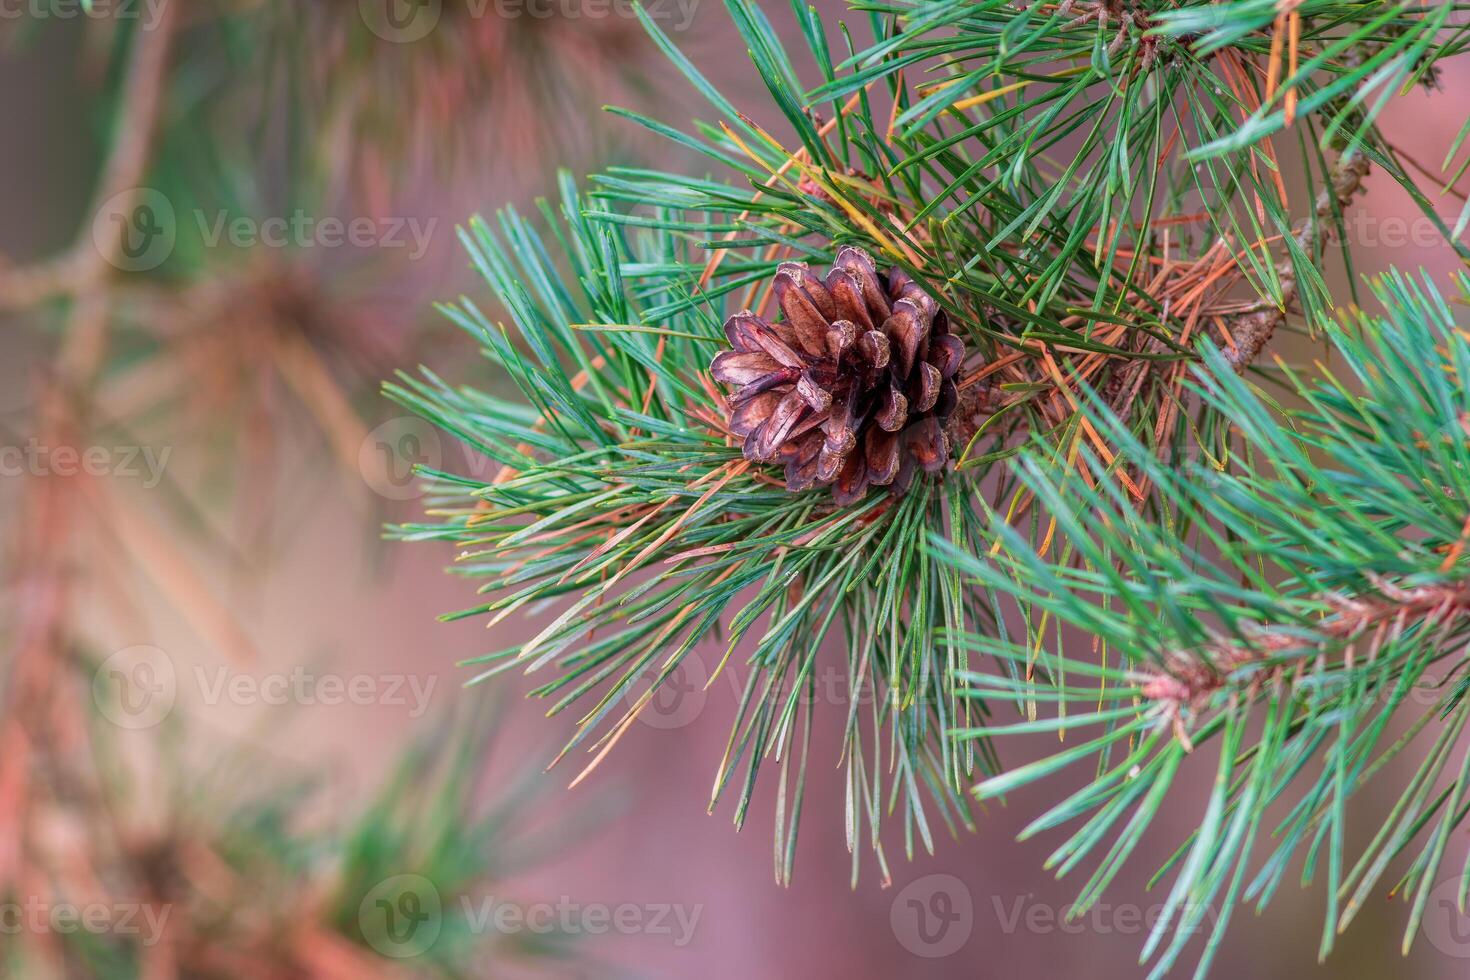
[1286, 9, 1301, 126]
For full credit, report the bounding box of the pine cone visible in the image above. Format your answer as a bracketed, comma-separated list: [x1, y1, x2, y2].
[711, 246, 965, 505]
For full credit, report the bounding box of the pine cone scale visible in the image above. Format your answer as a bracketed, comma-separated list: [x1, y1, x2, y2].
[865, 427, 900, 485]
[775, 273, 833, 354]
[711, 351, 788, 388]
[911, 363, 940, 414]
[876, 385, 906, 431]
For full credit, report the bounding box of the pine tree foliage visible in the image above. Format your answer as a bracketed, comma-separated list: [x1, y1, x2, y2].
[390, 175, 997, 885]
[39, 704, 565, 978]
[943, 270, 1470, 978]
[392, 0, 1470, 898]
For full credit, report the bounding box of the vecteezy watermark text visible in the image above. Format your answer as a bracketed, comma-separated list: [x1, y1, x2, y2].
[461, 896, 702, 945]
[0, 440, 170, 487]
[890, 875, 1221, 959]
[195, 210, 436, 261]
[358, 0, 701, 44]
[0, 0, 168, 27]
[92, 188, 439, 272]
[0, 898, 171, 947]
[192, 665, 437, 718]
[357, 874, 702, 959]
[991, 894, 1218, 937]
[93, 646, 439, 729]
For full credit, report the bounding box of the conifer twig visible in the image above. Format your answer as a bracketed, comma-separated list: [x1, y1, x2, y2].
[1220, 150, 1372, 370]
[947, 269, 1470, 975]
[1, 0, 180, 906]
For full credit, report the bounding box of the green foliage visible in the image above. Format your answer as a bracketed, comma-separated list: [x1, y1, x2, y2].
[32, 704, 564, 979]
[942, 270, 1470, 978]
[393, 0, 1470, 910]
[327, 704, 571, 969]
[389, 175, 994, 883]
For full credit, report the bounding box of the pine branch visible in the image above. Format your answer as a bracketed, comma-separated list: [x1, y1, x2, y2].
[0, 8, 184, 902]
[390, 167, 1010, 881]
[394, 0, 1470, 887]
[1218, 148, 1370, 370]
[942, 269, 1470, 977]
[1143, 574, 1470, 747]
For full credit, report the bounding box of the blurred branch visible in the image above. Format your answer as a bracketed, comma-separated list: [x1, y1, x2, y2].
[2, 0, 182, 934]
[60, 3, 180, 388]
[0, 252, 82, 310]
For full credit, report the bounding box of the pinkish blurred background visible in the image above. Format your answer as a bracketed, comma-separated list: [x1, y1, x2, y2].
[3, 3, 1469, 978]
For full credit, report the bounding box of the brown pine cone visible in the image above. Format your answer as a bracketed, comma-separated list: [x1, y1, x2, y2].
[710, 246, 965, 505]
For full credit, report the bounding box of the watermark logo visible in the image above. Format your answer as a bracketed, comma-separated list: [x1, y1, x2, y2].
[359, 874, 443, 958]
[93, 187, 176, 272]
[359, 416, 443, 500]
[92, 645, 177, 730]
[624, 654, 710, 730]
[1423, 878, 1470, 958]
[359, 0, 442, 41]
[890, 874, 973, 958]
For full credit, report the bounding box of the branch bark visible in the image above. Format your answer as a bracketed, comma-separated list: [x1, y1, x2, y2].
[1220, 150, 1372, 371]
[0, 4, 181, 902]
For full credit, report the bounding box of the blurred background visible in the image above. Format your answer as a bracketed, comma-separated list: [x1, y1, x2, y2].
[2, 2, 1469, 978]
